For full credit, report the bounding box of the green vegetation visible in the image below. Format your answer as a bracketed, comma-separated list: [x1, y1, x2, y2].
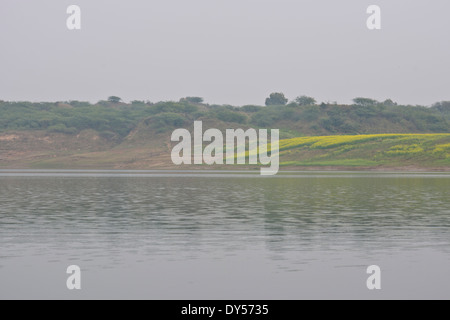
[0, 100, 202, 139]
[294, 95, 317, 106]
[1, 98, 449, 140]
[278, 134, 450, 167]
[353, 97, 379, 107]
[265, 92, 288, 106]
[107, 96, 122, 103]
[0, 97, 449, 169]
[180, 97, 204, 104]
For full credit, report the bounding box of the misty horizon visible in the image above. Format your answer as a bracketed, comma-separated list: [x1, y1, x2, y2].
[1, 0, 449, 106]
[0, 96, 447, 108]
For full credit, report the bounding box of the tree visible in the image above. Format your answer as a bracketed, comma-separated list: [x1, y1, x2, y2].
[353, 97, 378, 107]
[295, 95, 316, 106]
[265, 92, 288, 106]
[382, 99, 397, 107]
[432, 101, 450, 112]
[180, 97, 204, 104]
[68, 100, 91, 107]
[108, 96, 122, 103]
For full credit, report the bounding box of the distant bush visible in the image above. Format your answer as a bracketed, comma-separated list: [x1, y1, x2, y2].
[432, 101, 450, 113]
[153, 101, 198, 114]
[241, 105, 263, 113]
[97, 100, 110, 106]
[108, 96, 122, 103]
[301, 106, 320, 121]
[180, 97, 204, 104]
[382, 99, 397, 107]
[192, 111, 207, 119]
[353, 97, 378, 107]
[251, 108, 285, 127]
[68, 101, 91, 107]
[152, 112, 186, 128]
[213, 108, 247, 124]
[265, 92, 288, 106]
[47, 124, 77, 134]
[184, 104, 199, 114]
[251, 106, 301, 127]
[295, 95, 316, 106]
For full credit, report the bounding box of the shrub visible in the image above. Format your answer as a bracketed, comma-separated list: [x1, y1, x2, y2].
[214, 109, 247, 124]
[295, 95, 316, 106]
[265, 92, 288, 106]
[152, 112, 186, 128]
[241, 105, 263, 113]
[47, 124, 77, 134]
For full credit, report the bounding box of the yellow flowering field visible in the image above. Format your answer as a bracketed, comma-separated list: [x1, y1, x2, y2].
[280, 134, 450, 151]
[225, 134, 450, 167]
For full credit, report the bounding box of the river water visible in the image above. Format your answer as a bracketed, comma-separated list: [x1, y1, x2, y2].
[0, 170, 449, 299]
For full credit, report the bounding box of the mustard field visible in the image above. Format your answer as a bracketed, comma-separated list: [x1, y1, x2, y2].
[278, 134, 450, 167]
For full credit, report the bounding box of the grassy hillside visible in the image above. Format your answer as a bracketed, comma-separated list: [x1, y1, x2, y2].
[278, 134, 450, 168]
[1, 131, 449, 170]
[1, 99, 449, 170]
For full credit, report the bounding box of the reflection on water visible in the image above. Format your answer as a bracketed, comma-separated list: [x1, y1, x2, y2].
[0, 171, 449, 299]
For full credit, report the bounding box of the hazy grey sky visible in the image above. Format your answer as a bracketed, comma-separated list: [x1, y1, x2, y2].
[1, 0, 449, 106]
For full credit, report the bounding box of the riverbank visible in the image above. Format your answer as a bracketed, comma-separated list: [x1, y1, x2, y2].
[1, 131, 449, 171]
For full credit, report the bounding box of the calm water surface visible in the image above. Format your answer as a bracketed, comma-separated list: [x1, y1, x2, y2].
[0, 170, 449, 299]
